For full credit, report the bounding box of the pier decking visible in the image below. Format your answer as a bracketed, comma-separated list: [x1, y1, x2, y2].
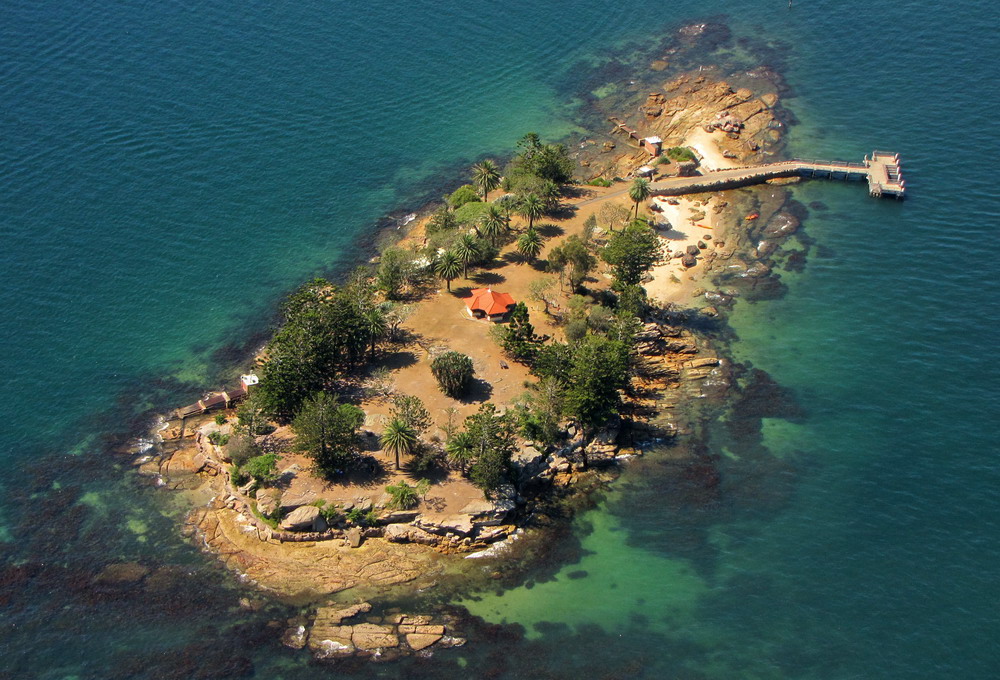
[647, 151, 905, 198]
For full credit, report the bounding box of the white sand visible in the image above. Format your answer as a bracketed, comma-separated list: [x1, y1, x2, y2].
[685, 128, 739, 171]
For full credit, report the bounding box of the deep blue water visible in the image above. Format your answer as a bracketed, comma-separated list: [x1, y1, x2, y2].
[2, 0, 999, 678]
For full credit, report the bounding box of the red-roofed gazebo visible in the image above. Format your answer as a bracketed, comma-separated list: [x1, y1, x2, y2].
[464, 287, 516, 322]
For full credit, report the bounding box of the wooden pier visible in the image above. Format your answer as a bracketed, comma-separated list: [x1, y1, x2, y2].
[646, 151, 906, 199]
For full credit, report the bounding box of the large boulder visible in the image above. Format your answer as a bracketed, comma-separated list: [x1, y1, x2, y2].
[384, 523, 439, 545]
[255, 487, 282, 517]
[512, 445, 547, 480]
[280, 505, 323, 532]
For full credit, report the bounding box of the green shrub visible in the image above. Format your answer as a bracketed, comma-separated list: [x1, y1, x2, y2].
[208, 431, 230, 447]
[447, 184, 481, 209]
[345, 507, 378, 526]
[230, 464, 249, 488]
[431, 351, 474, 398]
[385, 481, 420, 510]
[214, 413, 227, 426]
[243, 453, 278, 483]
[587, 177, 613, 187]
[453, 201, 492, 225]
[665, 146, 697, 163]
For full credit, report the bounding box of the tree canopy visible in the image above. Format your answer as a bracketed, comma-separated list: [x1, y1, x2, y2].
[431, 351, 474, 398]
[601, 220, 664, 287]
[256, 279, 371, 421]
[462, 404, 516, 495]
[292, 392, 365, 478]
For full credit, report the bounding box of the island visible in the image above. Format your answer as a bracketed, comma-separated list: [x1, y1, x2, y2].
[131, 56, 894, 660]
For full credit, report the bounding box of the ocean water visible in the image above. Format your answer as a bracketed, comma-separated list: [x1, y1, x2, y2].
[2, 0, 999, 678]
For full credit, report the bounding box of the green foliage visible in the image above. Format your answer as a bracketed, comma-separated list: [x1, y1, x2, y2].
[346, 507, 378, 526]
[225, 434, 260, 467]
[454, 200, 492, 225]
[390, 394, 431, 435]
[243, 453, 278, 484]
[207, 431, 230, 447]
[408, 443, 444, 473]
[497, 302, 541, 364]
[446, 431, 475, 474]
[431, 351, 474, 398]
[235, 394, 270, 437]
[517, 193, 544, 230]
[587, 177, 613, 187]
[426, 206, 458, 235]
[464, 404, 516, 495]
[666, 146, 697, 162]
[256, 279, 370, 421]
[315, 500, 341, 524]
[564, 318, 588, 343]
[601, 220, 664, 287]
[615, 283, 650, 317]
[454, 233, 481, 279]
[549, 235, 595, 292]
[375, 247, 417, 300]
[582, 214, 598, 244]
[562, 334, 631, 430]
[448, 184, 482, 209]
[214, 413, 227, 426]
[507, 133, 574, 186]
[517, 377, 564, 446]
[477, 204, 508, 246]
[385, 481, 420, 510]
[628, 177, 652, 218]
[516, 227, 543, 263]
[381, 417, 418, 470]
[292, 392, 366, 479]
[434, 250, 462, 291]
[230, 464, 249, 488]
[471, 159, 502, 203]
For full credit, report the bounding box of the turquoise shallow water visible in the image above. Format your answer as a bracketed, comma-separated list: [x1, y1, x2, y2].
[2, 0, 999, 678]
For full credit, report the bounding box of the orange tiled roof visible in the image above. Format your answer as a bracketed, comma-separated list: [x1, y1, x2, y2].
[464, 288, 516, 316]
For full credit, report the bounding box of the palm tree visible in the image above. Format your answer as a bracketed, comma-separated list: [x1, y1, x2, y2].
[454, 233, 481, 279]
[446, 431, 475, 475]
[434, 250, 462, 291]
[478, 205, 507, 246]
[628, 177, 651, 219]
[516, 227, 543, 264]
[518, 193, 544, 230]
[381, 418, 418, 470]
[471, 159, 501, 203]
[362, 304, 388, 359]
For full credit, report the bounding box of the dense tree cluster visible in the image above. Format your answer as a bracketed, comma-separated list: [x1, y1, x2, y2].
[292, 392, 365, 479]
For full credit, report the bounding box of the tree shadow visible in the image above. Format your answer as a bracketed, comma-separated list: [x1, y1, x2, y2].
[502, 251, 524, 266]
[459, 377, 494, 404]
[548, 204, 577, 220]
[376, 350, 418, 371]
[472, 271, 506, 286]
[403, 458, 450, 484]
[536, 223, 565, 239]
[561, 185, 593, 200]
[450, 285, 475, 298]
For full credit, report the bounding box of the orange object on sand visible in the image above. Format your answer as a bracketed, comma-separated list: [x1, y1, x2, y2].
[745, 212, 760, 220]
